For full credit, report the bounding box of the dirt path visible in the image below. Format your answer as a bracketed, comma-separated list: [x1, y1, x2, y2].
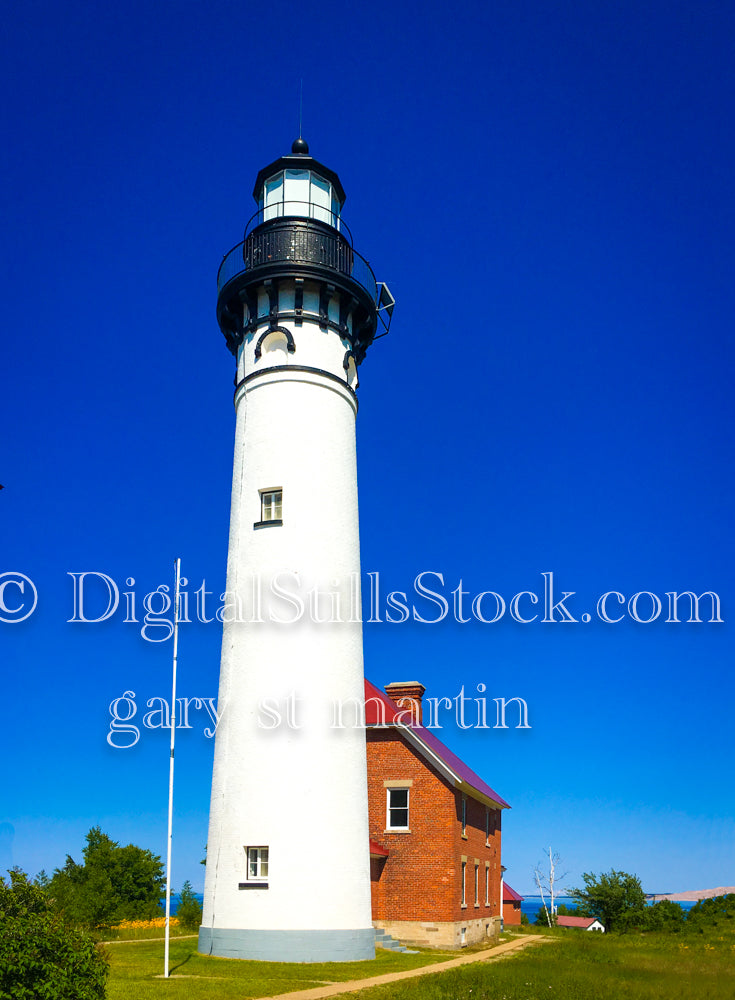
[100, 933, 199, 945]
[261, 935, 551, 1000]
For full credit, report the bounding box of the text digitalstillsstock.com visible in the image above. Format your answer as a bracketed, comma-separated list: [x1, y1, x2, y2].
[106, 686, 531, 749]
[0, 570, 724, 638]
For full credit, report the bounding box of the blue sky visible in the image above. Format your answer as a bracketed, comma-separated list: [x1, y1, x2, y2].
[1, 0, 733, 897]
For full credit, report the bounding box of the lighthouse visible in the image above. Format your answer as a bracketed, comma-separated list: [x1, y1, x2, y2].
[199, 138, 393, 962]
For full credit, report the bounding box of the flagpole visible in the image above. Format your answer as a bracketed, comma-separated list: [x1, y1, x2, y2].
[164, 557, 181, 978]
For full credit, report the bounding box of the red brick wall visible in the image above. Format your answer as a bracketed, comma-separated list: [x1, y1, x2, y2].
[503, 899, 522, 925]
[366, 728, 502, 924]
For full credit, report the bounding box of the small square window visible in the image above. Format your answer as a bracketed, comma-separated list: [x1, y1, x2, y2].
[260, 490, 282, 522]
[386, 787, 409, 830]
[246, 846, 269, 880]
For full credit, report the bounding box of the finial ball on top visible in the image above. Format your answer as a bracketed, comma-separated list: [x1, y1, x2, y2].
[291, 137, 309, 155]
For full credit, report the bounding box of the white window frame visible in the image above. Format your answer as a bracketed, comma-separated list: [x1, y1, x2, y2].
[260, 488, 282, 523]
[461, 861, 467, 907]
[485, 864, 490, 906]
[461, 796, 467, 837]
[474, 863, 480, 907]
[386, 786, 410, 831]
[246, 845, 269, 881]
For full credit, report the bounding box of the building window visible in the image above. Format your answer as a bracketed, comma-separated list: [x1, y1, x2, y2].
[461, 796, 467, 837]
[485, 807, 490, 844]
[485, 865, 490, 906]
[246, 846, 269, 881]
[386, 787, 409, 830]
[461, 861, 467, 907]
[474, 863, 480, 906]
[256, 489, 283, 527]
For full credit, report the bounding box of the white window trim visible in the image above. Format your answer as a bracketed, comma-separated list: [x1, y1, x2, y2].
[461, 860, 467, 908]
[259, 487, 283, 523]
[386, 785, 410, 831]
[246, 845, 269, 881]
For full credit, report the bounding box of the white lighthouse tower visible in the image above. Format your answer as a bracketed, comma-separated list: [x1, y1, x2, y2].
[199, 138, 393, 962]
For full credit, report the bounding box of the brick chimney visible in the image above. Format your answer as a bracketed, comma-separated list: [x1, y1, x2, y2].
[384, 681, 426, 726]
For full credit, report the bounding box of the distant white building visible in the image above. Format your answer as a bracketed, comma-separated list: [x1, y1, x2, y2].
[557, 915, 605, 932]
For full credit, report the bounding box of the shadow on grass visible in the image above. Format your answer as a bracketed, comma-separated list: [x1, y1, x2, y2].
[169, 951, 193, 975]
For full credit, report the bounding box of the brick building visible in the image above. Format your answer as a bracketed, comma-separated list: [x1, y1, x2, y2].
[502, 882, 524, 925]
[364, 680, 510, 949]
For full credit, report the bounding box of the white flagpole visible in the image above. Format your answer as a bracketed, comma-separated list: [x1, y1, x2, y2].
[164, 557, 181, 978]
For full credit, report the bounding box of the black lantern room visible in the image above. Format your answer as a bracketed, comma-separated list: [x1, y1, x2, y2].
[216, 139, 393, 366]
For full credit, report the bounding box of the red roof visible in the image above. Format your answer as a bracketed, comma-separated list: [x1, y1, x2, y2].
[369, 839, 389, 857]
[364, 680, 510, 809]
[503, 883, 524, 902]
[557, 915, 600, 929]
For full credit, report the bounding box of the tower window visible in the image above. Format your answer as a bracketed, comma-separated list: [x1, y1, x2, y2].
[246, 846, 269, 880]
[256, 488, 283, 528]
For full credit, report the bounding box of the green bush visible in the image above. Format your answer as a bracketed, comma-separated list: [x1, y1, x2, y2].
[686, 893, 735, 930]
[176, 880, 203, 931]
[641, 899, 686, 932]
[0, 868, 108, 1000]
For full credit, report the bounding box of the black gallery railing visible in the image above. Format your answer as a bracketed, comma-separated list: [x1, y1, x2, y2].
[217, 209, 378, 306]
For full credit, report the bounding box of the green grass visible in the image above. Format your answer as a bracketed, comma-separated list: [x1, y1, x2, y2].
[105, 938, 456, 999]
[104, 924, 735, 1000]
[349, 927, 735, 1000]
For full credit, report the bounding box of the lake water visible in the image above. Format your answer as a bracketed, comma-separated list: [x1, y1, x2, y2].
[520, 894, 698, 923]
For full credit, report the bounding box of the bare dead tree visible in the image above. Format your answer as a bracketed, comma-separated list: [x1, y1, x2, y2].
[533, 847, 569, 927]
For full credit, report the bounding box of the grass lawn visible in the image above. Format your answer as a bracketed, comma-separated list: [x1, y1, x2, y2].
[105, 937, 456, 999]
[348, 927, 735, 1000]
[104, 924, 735, 1000]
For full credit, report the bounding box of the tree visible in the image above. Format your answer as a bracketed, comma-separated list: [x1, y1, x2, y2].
[569, 869, 646, 932]
[686, 893, 735, 930]
[638, 898, 685, 932]
[534, 905, 555, 926]
[176, 880, 203, 931]
[0, 868, 108, 999]
[532, 848, 568, 927]
[49, 827, 165, 927]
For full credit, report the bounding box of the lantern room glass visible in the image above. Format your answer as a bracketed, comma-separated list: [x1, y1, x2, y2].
[260, 170, 341, 229]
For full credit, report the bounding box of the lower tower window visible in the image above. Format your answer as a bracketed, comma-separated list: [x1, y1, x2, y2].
[255, 489, 283, 528]
[247, 846, 269, 880]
